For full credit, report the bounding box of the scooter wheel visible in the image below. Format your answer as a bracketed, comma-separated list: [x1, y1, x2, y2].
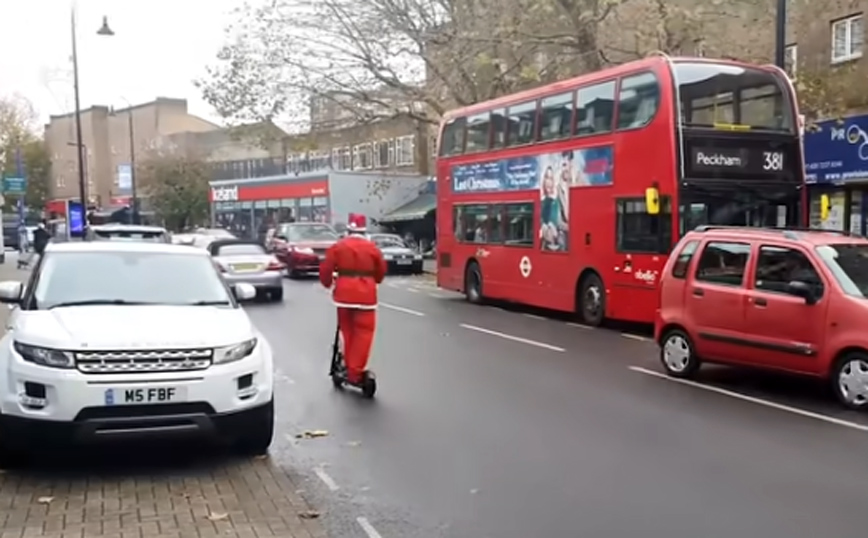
[331, 375, 344, 389]
[361, 376, 376, 399]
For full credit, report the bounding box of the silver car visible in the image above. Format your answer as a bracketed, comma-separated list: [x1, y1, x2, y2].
[208, 239, 284, 301]
[86, 224, 170, 243]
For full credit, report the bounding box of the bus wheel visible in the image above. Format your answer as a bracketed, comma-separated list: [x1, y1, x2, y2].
[579, 273, 605, 327]
[464, 262, 484, 304]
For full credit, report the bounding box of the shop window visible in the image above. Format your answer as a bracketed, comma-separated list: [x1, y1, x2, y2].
[576, 81, 616, 135]
[539, 92, 573, 141]
[465, 112, 491, 152]
[504, 203, 534, 246]
[616, 196, 672, 254]
[695, 241, 751, 286]
[506, 101, 537, 147]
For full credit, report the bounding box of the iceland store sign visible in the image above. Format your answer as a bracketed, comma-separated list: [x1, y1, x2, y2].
[804, 114, 868, 184]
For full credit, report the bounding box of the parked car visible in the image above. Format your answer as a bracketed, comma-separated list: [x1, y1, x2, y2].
[0, 241, 274, 464]
[656, 225, 868, 410]
[85, 224, 170, 243]
[369, 233, 423, 274]
[208, 239, 284, 301]
[272, 222, 339, 278]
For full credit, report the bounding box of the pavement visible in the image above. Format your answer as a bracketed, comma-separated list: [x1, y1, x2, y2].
[0, 252, 329, 538]
[2, 260, 867, 537]
[240, 272, 868, 538]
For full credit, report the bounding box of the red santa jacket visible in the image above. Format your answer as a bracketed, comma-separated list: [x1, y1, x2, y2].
[319, 235, 387, 308]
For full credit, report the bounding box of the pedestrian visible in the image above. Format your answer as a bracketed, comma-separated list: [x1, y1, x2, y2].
[318, 214, 387, 386]
[28, 220, 51, 268]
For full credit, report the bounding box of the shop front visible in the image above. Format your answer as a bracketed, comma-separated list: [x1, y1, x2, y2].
[209, 176, 330, 241]
[804, 114, 868, 233]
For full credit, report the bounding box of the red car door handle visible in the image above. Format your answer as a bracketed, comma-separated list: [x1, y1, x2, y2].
[692, 288, 704, 297]
[753, 298, 767, 306]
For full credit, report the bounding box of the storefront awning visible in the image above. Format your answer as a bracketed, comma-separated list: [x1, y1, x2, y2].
[379, 194, 436, 223]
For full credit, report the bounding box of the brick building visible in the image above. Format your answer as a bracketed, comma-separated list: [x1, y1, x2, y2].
[44, 98, 218, 212]
[788, 2, 868, 233]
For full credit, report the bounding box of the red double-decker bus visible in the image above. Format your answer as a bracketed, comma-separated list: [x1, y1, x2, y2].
[434, 55, 805, 326]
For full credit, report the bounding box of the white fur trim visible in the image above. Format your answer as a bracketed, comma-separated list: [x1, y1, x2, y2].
[332, 301, 377, 309]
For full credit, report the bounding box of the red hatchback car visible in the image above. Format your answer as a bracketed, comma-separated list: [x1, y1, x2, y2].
[271, 222, 339, 278]
[655, 226, 868, 410]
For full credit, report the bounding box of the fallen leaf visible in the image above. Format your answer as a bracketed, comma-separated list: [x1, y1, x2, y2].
[37, 496, 54, 504]
[207, 512, 229, 521]
[299, 510, 320, 519]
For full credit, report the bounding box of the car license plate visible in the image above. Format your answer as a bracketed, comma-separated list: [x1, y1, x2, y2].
[231, 263, 261, 272]
[397, 259, 412, 265]
[103, 386, 186, 405]
[318, 255, 325, 260]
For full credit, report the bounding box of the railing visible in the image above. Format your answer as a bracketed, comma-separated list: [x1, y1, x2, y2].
[209, 158, 287, 181]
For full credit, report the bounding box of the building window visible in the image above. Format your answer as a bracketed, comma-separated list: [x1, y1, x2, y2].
[354, 143, 372, 169]
[374, 139, 393, 168]
[395, 135, 415, 166]
[331, 148, 342, 170]
[784, 44, 797, 79]
[338, 146, 351, 169]
[832, 15, 863, 63]
[310, 151, 329, 170]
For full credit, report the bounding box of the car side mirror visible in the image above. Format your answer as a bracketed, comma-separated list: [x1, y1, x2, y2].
[275, 235, 287, 241]
[0, 281, 23, 304]
[787, 281, 817, 305]
[233, 283, 257, 302]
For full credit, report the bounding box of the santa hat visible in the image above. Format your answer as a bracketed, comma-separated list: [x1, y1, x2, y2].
[347, 213, 367, 233]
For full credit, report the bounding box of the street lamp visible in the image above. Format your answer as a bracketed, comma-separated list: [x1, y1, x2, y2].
[110, 98, 137, 224]
[774, 0, 787, 68]
[70, 5, 113, 217]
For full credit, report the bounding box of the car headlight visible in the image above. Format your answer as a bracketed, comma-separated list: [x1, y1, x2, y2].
[214, 338, 258, 364]
[13, 341, 74, 369]
[293, 247, 314, 254]
[383, 254, 393, 261]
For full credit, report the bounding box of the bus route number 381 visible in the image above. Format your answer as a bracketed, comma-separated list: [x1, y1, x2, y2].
[763, 151, 784, 171]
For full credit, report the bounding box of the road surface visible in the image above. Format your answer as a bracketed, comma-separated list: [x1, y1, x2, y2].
[251, 272, 868, 538]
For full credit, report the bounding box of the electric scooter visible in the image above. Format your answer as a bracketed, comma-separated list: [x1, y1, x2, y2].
[329, 325, 377, 398]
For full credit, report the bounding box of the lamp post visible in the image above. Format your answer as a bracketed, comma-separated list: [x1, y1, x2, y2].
[70, 4, 113, 216]
[111, 98, 137, 223]
[774, 0, 787, 68]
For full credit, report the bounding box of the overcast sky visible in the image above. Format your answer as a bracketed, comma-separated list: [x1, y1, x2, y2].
[0, 0, 243, 125]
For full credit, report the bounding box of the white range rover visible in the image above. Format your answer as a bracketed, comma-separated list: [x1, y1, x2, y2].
[0, 241, 274, 464]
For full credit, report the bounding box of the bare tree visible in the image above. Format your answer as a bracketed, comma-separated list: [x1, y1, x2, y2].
[197, 0, 629, 127]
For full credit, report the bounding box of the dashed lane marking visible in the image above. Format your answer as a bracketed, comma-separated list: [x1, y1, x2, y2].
[629, 366, 868, 433]
[460, 323, 565, 352]
[406, 288, 420, 293]
[621, 333, 651, 342]
[380, 302, 426, 316]
[314, 467, 340, 491]
[357, 517, 384, 538]
[566, 322, 593, 330]
[523, 313, 545, 320]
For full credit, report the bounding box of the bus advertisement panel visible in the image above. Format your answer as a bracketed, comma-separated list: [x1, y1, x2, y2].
[434, 55, 805, 326]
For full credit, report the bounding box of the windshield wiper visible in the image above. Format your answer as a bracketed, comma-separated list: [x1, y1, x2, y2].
[186, 300, 232, 306]
[47, 299, 153, 309]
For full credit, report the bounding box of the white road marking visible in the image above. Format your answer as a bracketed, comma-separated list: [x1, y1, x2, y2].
[629, 366, 868, 433]
[523, 313, 545, 320]
[357, 517, 384, 538]
[566, 322, 592, 330]
[406, 288, 419, 293]
[428, 292, 451, 299]
[314, 467, 340, 491]
[621, 333, 651, 342]
[380, 302, 425, 316]
[460, 324, 565, 352]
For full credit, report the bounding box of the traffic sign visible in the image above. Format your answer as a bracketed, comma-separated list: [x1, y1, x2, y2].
[3, 176, 26, 194]
[519, 256, 532, 278]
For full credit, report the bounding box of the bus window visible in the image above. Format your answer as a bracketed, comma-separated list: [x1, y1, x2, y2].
[616, 73, 659, 130]
[539, 92, 573, 141]
[466, 112, 492, 153]
[506, 101, 538, 146]
[505, 203, 534, 246]
[440, 117, 467, 156]
[616, 197, 672, 254]
[576, 81, 616, 136]
[455, 204, 493, 243]
[489, 205, 504, 243]
[491, 109, 507, 148]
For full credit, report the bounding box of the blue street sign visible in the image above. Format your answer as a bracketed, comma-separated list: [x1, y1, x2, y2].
[2, 176, 26, 194]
